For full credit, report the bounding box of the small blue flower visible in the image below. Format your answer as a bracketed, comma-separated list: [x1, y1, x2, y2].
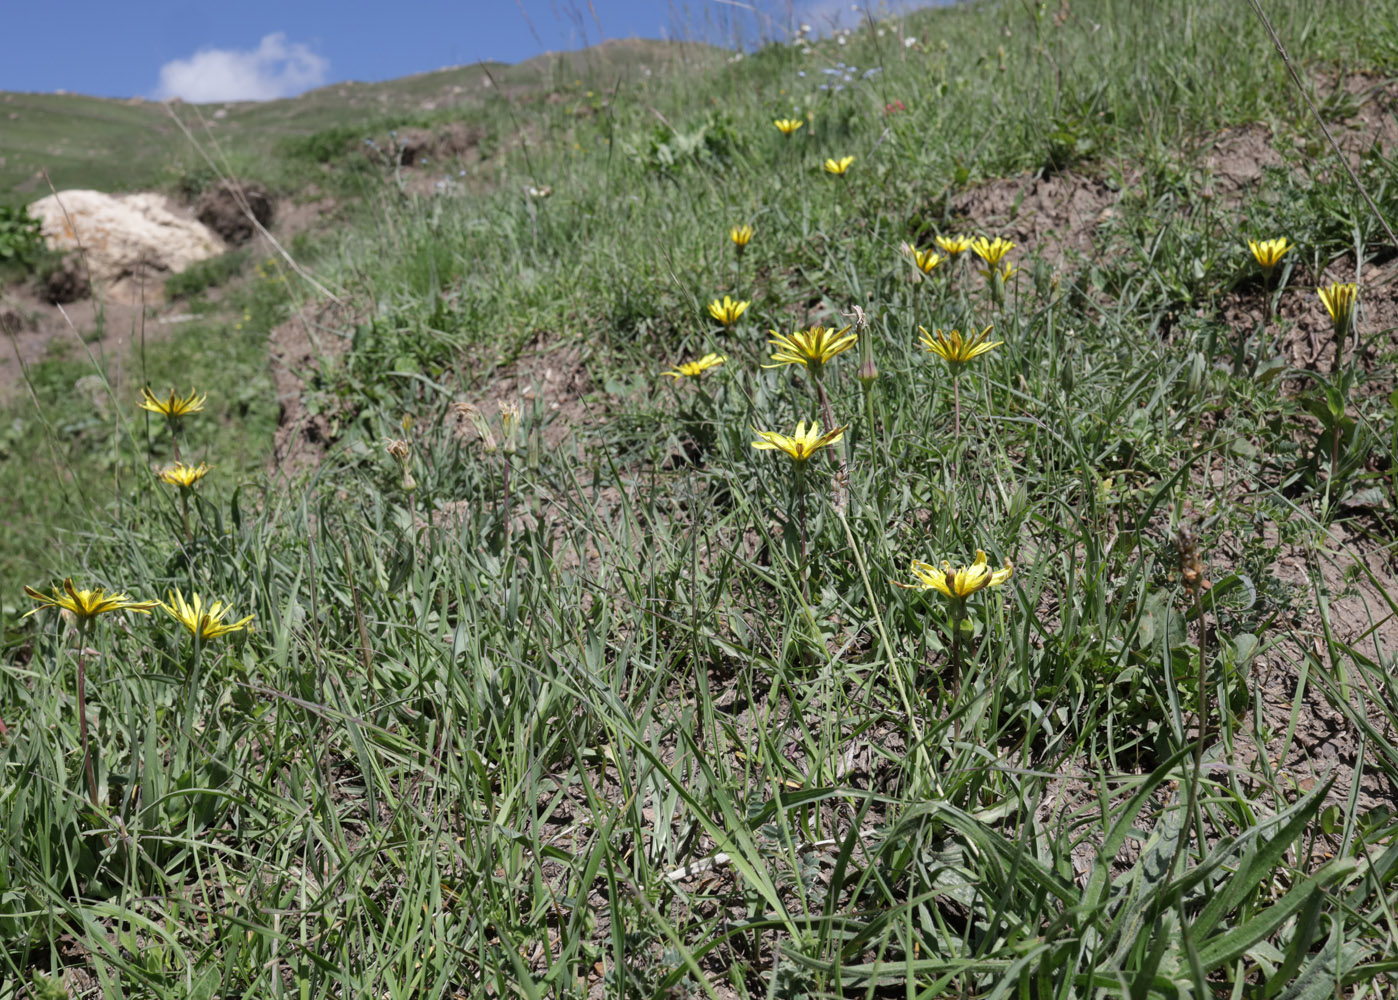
[797, 70, 806, 77]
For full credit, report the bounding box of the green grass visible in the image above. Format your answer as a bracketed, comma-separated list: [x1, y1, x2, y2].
[3, 0, 1398, 996]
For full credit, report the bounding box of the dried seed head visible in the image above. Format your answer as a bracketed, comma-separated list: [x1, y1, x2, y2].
[830, 468, 850, 516]
[1175, 526, 1210, 597]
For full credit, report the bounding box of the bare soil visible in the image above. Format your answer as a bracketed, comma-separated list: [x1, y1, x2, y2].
[950, 168, 1124, 265]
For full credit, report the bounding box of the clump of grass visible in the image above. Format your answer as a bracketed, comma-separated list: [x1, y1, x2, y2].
[164, 250, 248, 300]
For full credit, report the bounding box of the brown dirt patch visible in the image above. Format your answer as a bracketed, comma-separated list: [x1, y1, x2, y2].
[268, 301, 353, 479]
[1254, 523, 1398, 815]
[195, 180, 274, 245]
[458, 334, 598, 451]
[269, 191, 338, 242]
[1194, 123, 1288, 201]
[0, 281, 173, 405]
[1218, 255, 1398, 376]
[1323, 72, 1398, 163]
[949, 169, 1123, 265]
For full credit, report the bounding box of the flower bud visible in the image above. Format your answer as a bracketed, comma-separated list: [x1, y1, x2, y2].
[858, 355, 878, 389]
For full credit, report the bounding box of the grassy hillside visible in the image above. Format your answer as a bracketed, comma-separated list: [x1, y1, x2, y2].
[4, 2, 1398, 997]
[0, 39, 720, 205]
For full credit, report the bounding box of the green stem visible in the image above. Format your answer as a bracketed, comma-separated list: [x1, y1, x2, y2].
[863, 386, 880, 476]
[1188, 586, 1210, 866]
[953, 375, 961, 440]
[502, 457, 514, 556]
[950, 604, 964, 703]
[795, 461, 809, 604]
[75, 620, 98, 810]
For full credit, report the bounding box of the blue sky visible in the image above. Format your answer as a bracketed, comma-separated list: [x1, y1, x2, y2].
[0, 1, 936, 102]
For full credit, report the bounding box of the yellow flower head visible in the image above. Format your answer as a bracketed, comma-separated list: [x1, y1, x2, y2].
[707, 295, 751, 327]
[662, 353, 727, 379]
[751, 420, 845, 463]
[978, 262, 1017, 284]
[158, 461, 210, 489]
[936, 234, 973, 255]
[894, 550, 1013, 600]
[730, 224, 755, 251]
[140, 387, 206, 420]
[23, 579, 158, 621]
[913, 247, 946, 275]
[774, 118, 805, 136]
[919, 325, 1002, 371]
[161, 590, 254, 641]
[763, 324, 857, 372]
[824, 155, 856, 176]
[1318, 282, 1358, 335]
[970, 236, 1014, 267]
[1248, 237, 1292, 275]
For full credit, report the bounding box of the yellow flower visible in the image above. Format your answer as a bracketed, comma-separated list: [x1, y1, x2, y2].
[751, 420, 845, 462]
[894, 550, 1013, 599]
[913, 247, 946, 275]
[824, 155, 855, 176]
[158, 461, 210, 489]
[730, 224, 754, 251]
[1318, 282, 1358, 335]
[970, 236, 1014, 267]
[139, 387, 206, 419]
[978, 262, 1017, 283]
[707, 295, 750, 327]
[1248, 237, 1292, 275]
[919, 325, 1002, 371]
[936, 234, 973, 255]
[23, 579, 158, 621]
[774, 118, 805, 136]
[662, 353, 727, 379]
[161, 590, 254, 641]
[763, 324, 857, 371]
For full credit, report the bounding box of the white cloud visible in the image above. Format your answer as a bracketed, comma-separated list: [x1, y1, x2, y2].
[154, 32, 328, 103]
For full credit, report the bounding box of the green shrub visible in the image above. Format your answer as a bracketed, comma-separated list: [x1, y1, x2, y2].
[164, 250, 249, 299]
[0, 205, 44, 272]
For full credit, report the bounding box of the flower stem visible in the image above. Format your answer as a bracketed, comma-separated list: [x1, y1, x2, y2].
[75, 621, 98, 810]
[863, 386, 880, 475]
[1331, 421, 1342, 486]
[502, 457, 514, 555]
[1185, 585, 1210, 869]
[795, 462, 809, 604]
[950, 606, 963, 703]
[180, 491, 191, 545]
[814, 374, 836, 439]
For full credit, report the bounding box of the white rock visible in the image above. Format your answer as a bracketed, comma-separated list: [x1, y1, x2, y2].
[27, 190, 224, 303]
